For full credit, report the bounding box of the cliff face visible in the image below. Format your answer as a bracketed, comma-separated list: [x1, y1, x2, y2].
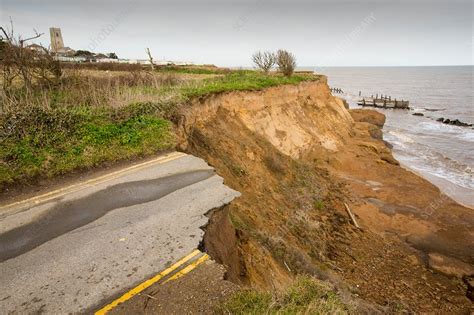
[177, 78, 473, 312]
[179, 78, 353, 158]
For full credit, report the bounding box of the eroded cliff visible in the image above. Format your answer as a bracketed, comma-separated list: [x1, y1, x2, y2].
[177, 77, 473, 312]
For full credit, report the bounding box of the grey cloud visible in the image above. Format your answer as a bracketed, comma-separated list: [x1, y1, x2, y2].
[2, 0, 472, 66]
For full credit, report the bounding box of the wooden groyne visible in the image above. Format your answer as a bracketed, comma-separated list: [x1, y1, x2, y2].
[330, 87, 344, 94]
[357, 93, 409, 109]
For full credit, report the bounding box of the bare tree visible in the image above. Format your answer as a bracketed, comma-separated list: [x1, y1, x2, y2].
[145, 47, 155, 71]
[276, 49, 296, 77]
[252, 51, 275, 73]
[1, 19, 61, 91]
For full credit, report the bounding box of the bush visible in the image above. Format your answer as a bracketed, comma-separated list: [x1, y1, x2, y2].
[252, 51, 275, 73]
[1, 26, 62, 91]
[276, 49, 297, 77]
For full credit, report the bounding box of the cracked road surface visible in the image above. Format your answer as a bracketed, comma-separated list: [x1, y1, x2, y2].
[0, 152, 240, 314]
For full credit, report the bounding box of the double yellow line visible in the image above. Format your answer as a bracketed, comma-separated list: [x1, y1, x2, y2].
[0, 152, 186, 214]
[95, 249, 209, 315]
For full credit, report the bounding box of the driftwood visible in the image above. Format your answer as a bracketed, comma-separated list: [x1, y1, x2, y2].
[141, 293, 157, 300]
[344, 203, 360, 229]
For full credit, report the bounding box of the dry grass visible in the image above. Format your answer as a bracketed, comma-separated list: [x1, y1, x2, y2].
[60, 62, 143, 72]
[1, 69, 187, 111]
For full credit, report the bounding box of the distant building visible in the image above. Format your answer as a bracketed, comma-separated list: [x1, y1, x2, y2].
[97, 58, 119, 63]
[54, 56, 86, 63]
[50, 27, 64, 53]
[46, 26, 193, 65]
[56, 47, 75, 56]
[171, 61, 194, 66]
[26, 43, 47, 54]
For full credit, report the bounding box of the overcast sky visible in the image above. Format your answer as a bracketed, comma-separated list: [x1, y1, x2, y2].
[1, 0, 472, 66]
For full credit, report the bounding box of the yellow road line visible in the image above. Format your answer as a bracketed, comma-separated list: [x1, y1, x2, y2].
[162, 253, 209, 284]
[1, 152, 186, 211]
[95, 249, 201, 315]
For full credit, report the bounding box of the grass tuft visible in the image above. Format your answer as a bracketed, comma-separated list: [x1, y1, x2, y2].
[220, 276, 352, 314]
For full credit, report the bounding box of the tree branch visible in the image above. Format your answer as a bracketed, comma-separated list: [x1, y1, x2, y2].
[19, 30, 44, 46]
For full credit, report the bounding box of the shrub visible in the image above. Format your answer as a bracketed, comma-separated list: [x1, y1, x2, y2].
[1, 25, 62, 91]
[252, 51, 275, 73]
[276, 49, 297, 77]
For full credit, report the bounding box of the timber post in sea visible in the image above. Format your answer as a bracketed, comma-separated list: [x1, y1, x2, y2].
[357, 93, 409, 109]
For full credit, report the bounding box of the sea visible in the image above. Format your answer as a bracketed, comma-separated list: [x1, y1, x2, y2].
[315, 66, 473, 208]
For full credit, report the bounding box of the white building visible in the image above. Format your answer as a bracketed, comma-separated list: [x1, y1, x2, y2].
[54, 56, 86, 62]
[97, 58, 119, 63]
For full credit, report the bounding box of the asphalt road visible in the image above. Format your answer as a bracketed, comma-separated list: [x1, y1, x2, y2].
[0, 152, 240, 314]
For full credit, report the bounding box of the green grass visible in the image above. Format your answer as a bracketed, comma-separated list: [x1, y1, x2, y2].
[220, 276, 352, 314]
[313, 199, 325, 210]
[0, 106, 174, 188]
[157, 65, 226, 75]
[183, 71, 318, 98]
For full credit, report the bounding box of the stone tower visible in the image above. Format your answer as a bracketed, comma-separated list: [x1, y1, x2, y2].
[50, 27, 64, 52]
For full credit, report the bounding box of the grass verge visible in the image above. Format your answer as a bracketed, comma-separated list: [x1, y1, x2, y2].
[0, 106, 174, 187]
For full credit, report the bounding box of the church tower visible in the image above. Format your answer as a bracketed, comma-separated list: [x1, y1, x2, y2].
[49, 27, 64, 52]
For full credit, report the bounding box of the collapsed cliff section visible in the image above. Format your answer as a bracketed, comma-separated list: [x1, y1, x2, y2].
[178, 79, 352, 288]
[176, 78, 473, 312]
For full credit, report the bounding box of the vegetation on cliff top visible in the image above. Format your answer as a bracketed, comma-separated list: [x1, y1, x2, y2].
[183, 70, 314, 98]
[1, 62, 319, 189]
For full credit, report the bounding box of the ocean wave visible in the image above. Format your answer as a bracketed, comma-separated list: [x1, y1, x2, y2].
[386, 128, 473, 189]
[405, 162, 473, 189]
[457, 131, 474, 141]
[385, 130, 416, 143]
[418, 121, 449, 132]
[415, 121, 474, 142]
